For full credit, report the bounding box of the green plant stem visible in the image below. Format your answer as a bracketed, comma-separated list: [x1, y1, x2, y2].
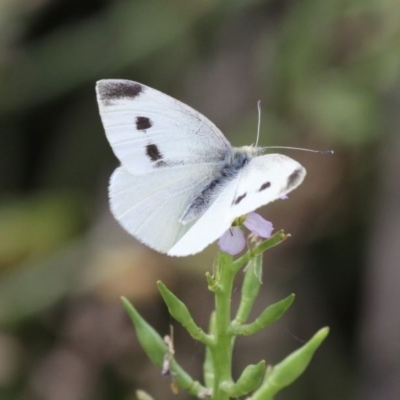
[204, 312, 216, 388]
[234, 255, 263, 325]
[209, 253, 236, 400]
[233, 231, 289, 272]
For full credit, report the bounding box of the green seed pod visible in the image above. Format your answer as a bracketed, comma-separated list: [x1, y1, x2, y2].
[270, 327, 329, 387]
[136, 390, 155, 400]
[234, 255, 263, 325]
[221, 361, 265, 397]
[157, 281, 212, 345]
[251, 327, 329, 399]
[121, 297, 167, 367]
[231, 294, 295, 336]
[122, 297, 209, 398]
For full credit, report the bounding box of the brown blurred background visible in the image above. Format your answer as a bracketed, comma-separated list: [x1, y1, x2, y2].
[0, 1, 399, 399]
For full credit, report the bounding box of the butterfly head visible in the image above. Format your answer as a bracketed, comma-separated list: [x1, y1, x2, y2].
[239, 145, 263, 157]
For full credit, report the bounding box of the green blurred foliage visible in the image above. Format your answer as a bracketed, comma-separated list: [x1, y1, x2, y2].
[0, 0, 399, 399]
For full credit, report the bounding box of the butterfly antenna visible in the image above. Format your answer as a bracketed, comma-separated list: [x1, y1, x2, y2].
[265, 146, 334, 155]
[255, 101, 333, 155]
[256, 100, 261, 147]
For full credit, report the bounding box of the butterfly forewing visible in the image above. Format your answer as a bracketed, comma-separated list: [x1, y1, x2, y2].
[96, 80, 231, 175]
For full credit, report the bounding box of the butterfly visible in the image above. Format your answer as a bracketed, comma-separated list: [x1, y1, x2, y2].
[96, 80, 306, 256]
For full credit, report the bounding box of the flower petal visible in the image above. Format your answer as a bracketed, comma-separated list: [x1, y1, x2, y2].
[280, 194, 288, 200]
[218, 227, 246, 255]
[244, 212, 274, 238]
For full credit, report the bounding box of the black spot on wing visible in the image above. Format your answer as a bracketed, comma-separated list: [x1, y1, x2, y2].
[146, 144, 163, 162]
[233, 193, 247, 205]
[286, 168, 303, 190]
[98, 81, 143, 105]
[259, 181, 271, 192]
[136, 116, 152, 131]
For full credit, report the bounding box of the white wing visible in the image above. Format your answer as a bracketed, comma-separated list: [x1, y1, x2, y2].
[96, 79, 231, 175]
[97, 80, 306, 256]
[109, 163, 222, 254]
[226, 153, 306, 219]
[169, 154, 306, 256]
[110, 154, 305, 256]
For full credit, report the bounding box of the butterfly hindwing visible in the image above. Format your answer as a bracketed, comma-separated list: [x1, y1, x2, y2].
[109, 163, 222, 254]
[96, 80, 231, 175]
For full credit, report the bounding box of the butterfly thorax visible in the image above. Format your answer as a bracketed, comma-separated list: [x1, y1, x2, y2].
[222, 146, 261, 176]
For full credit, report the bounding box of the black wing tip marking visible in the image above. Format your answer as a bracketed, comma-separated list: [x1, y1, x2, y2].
[136, 116, 153, 131]
[146, 144, 163, 162]
[97, 80, 144, 105]
[286, 168, 304, 190]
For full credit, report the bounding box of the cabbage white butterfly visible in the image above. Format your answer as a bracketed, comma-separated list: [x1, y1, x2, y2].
[96, 80, 306, 256]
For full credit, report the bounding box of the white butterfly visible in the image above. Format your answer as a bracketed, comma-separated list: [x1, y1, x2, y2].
[96, 80, 306, 256]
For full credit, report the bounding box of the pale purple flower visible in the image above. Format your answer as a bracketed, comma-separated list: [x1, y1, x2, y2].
[218, 227, 245, 255]
[243, 212, 274, 238]
[218, 213, 274, 255]
[280, 194, 288, 200]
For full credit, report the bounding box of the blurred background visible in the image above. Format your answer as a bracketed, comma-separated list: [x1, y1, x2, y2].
[0, 0, 399, 399]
